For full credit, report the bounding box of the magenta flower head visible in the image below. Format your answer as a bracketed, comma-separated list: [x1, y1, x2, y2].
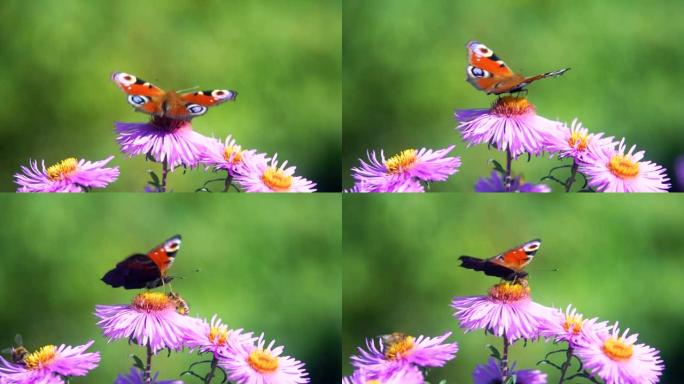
[233, 154, 316, 192]
[184, 314, 254, 356]
[473, 358, 547, 384]
[456, 96, 561, 157]
[0, 340, 100, 383]
[542, 119, 616, 162]
[475, 171, 551, 193]
[345, 178, 425, 193]
[342, 365, 424, 384]
[350, 331, 458, 379]
[199, 135, 269, 177]
[573, 323, 664, 384]
[676, 155, 684, 191]
[218, 334, 309, 384]
[579, 138, 670, 192]
[350, 146, 461, 192]
[116, 117, 210, 170]
[114, 367, 183, 384]
[452, 281, 553, 342]
[14, 156, 119, 192]
[95, 291, 198, 353]
[538, 305, 610, 347]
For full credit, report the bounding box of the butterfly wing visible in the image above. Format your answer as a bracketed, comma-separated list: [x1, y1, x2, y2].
[111, 72, 166, 116]
[175, 89, 238, 118]
[466, 41, 522, 94]
[458, 255, 525, 280]
[488, 239, 541, 272]
[101, 253, 163, 289]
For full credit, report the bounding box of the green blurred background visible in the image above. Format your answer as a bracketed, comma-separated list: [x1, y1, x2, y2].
[0, 195, 340, 382]
[343, 194, 684, 382]
[342, 0, 684, 192]
[0, 0, 341, 191]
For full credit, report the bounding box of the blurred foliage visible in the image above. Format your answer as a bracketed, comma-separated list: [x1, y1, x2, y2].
[343, 194, 684, 382]
[342, 0, 684, 192]
[0, 0, 341, 191]
[0, 195, 341, 382]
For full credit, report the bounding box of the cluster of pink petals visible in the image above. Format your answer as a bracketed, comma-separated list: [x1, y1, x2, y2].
[342, 365, 424, 384]
[472, 357, 547, 384]
[0, 340, 100, 384]
[538, 305, 610, 346]
[199, 134, 270, 177]
[348, 146, 461, 192]
[451, 292, 554, 342]
[233, 154, 317, 192]
[183, 314, 254, 356]
[542, 119, 616, 162]
[350, 331, 458, 379]
[219, 334, 309, 384]
[14, 156, 119, 192]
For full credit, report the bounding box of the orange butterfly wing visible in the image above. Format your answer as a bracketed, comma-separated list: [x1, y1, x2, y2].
[488, 239, 541, 272]
[111, 72, 166, 115]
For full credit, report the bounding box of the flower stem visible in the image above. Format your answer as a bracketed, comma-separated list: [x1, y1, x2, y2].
[204, 355, 219, 383]
[144, 344, 153, 384]
[159, 158, 169, 192]
[504, 148, 513, 192]
[564, 160, 579, 192]
[501, 334, 510, 382]
[223, 173, 233, 192]
[558, 346, 574, 383]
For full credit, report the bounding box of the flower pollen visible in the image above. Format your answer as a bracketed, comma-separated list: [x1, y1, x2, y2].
[488, 281, 530, 301]
[46, 158, 78, 181]
[248, 349, 279, 373]
[208, 326, 229, 347]
[603, 337, 634, 361]
[23, 345, 57, 370]
[563, 313, 584, 335]
[491, 96, 535, 117]
[261, 167, 293, 191]
[568, 130, 589, 151]
[223, 145, 243, 164]
[608, 154, 639, 179]
[132, 291, 173, 312]
[385, 335, 415, 360]
[385, 149, 417, 174]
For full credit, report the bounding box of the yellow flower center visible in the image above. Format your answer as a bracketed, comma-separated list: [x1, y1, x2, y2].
[208, 326, 229, 346]
[488, 281, 530, 301]
[384, 335, 415, 360]
[385, 149, 417, 174]
[563, 314, 583, 335]
[132, 292, 173, 312]
[366, 381, 381, 384]
[23, 345, 57, 370]
[608, 154, 639, 179]
[223, 145, 243, 164]
[46, 158, 78, 181]
[568, 131, 588, 151]
[491, 96, 535, 116]
[261, 167, 293, 191]
[603, 337, 634, 361]
[247, 349, 279, 373]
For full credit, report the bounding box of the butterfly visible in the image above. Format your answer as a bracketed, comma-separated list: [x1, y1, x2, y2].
[101, 235, 181, 289]
[466, 41, 569, 95]
[459, 239, 541, 281]
[111, 72, 237, 120]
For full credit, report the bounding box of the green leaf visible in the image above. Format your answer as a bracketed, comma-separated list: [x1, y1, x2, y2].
[486, 344, 501, 360]
[503, 374, 517, 384]
[130, 354, 144, 370]
[148, 171, 160, 186]
[489, 159, 505, 174]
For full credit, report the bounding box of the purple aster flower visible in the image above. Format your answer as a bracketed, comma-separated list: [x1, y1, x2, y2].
[350, 331, 458, 379]
[451, 281, 553, 342]
[116, 117, 210, 170]
[473, 357, 547, 384]
[233, 154, 316, 192]
[579, 138, 670, 192]
[199, 135, 269, 177]
[95, 291, 198, 353]
[350, 146, 461, 192]
[475, 171, 551, 193]
[345, 178, 425, 193]
[0, 340, 100, 384]
[14, 156, 119, 192]
[342, 365, 424, 384]
[114, 368, 183, 384]
[218, 334, 309, 384]
[542, 119, 616, 162]
[573, 323, 663, 384]
[456, 96, 562, 157]
[538, 305, 610, 347]
[184, 314, 254, 356]
[676, 155, 684, 191]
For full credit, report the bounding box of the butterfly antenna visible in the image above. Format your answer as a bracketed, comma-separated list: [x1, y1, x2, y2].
[176, 85, 200, 93]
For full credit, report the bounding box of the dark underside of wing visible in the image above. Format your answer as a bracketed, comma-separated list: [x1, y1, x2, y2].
[459, 256, 527, 281]
[101, 254, 168, 289]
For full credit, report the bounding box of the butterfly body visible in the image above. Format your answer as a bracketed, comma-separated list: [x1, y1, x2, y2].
[459, 239, 541, 280]
[101, 234, 182, 289]
[112, 72, 237, 120]
[466, 41, 569, 95]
